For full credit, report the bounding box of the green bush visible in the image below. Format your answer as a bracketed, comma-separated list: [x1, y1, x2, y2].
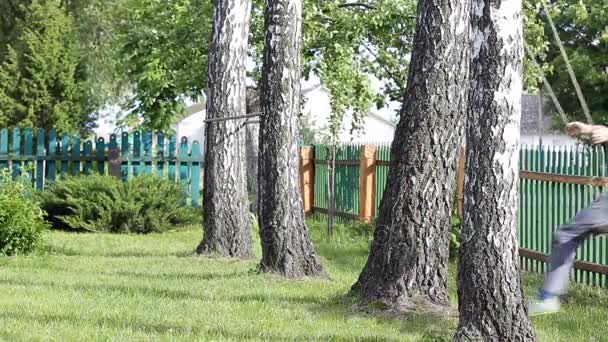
[38, 174, 200, 234]
[0, 170, 48, 256]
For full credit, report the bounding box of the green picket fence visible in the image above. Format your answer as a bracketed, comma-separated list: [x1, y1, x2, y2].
[519, 144, 608, 286]
[313, 143, 361, 221]
[309, 142, 608, 286]
[0, 128, 203, 207]
[375, 144, 391, 214]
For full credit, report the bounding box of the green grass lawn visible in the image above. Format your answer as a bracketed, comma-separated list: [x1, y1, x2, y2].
[0, 221, 606, 341]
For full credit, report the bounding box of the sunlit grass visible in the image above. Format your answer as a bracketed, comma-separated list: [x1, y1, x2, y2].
[0, 221, 605, 341]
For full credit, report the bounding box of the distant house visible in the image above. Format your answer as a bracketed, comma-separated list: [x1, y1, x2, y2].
[300, 85, 398, 143]
[520, 94, 575, 146]
[173, 102, 206, 156]
[173, 82, 399, 148]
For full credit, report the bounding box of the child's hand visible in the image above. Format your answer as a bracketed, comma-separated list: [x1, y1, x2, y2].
[566, 122, 592, 137]
[590, 126, 608, 145]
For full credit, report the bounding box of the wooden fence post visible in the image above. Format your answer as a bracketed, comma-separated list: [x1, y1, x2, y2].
[359, 145, 377, 222]
[456, 146, 466, 217]
[300, 146, 315, 216]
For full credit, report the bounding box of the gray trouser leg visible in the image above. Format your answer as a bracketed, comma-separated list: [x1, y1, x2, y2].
[544, 193, 608, 295]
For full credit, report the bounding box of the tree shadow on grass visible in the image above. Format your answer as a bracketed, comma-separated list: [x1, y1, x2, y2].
[0, 309, 397, 341]
[317, 246, 369, 273]
[321, 293, 457, 340]
[41, 244, 197, 258]
[0, 261, 251, 283]
[226, 289, 456, 340]
[0, 275, 456, 340]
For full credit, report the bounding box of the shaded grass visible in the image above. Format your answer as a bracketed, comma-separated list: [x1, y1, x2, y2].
[0, 220, 605, 341]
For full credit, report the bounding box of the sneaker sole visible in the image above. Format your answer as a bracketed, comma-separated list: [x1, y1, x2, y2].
[529, 309, 560, 317]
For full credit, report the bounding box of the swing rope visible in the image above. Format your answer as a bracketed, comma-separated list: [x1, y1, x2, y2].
[540, 1, 593, 125]
[524, 43, 570, 127]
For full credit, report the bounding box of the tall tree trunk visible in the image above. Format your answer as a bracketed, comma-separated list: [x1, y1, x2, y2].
[351, 0, 470, 312]
[455, 0, 536, 340]
[196, 0, 253, 259]
[257, 0, 325, 277]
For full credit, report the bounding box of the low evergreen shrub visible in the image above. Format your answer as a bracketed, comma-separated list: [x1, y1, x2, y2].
[38, 174, 200, 233]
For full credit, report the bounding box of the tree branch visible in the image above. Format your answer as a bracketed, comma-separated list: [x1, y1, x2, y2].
[362, 41, 405, 91]
[337, 2, 376, 10]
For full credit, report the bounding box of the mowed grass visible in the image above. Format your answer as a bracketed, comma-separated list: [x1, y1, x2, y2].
[0, 221, 606, 341]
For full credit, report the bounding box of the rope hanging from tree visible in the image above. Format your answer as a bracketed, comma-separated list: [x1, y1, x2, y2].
[523, 2, 596, 144]
[524, 43, 569, 127]
[540, 1, 593, 125]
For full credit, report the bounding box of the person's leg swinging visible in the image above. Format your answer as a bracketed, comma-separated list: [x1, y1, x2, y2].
[529, 193, 608, 314]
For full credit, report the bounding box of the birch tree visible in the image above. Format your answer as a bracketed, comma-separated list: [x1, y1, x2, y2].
[196, 0, 253, 259]
[257, 0, 325, 277]
[351, 0, 471, 311]
[455, 0, 536, 339]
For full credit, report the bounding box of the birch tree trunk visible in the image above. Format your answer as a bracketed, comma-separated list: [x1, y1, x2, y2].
[455, 0, 536, 340]
[258, 0, 325, 277]
[196, 0, 253, 259]
[351, 0, 470, 311]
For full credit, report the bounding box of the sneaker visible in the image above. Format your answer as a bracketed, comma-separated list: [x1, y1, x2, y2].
[529, 297, 560, 316]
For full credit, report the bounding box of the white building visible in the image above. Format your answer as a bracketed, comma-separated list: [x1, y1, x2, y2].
[173, 102, 206, 153]
[164, 79, 399, 147]
[520, 94, 576, 146]
[299, 81, 398, 144]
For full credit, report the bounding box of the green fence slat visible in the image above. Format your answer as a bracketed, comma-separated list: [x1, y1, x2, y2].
[156, 132, 165, 177]
[519, 145, 526, 269]
[72, 136, 81, 176]
[36, 128, 45, 190]
[523, 145, 530, 271]
[0, 128, 8, 170]
[532, 146, 539, 271]
[60, 133, 70, 178]
[96, 137, 106, 175]
[12, 128, 21, 179]
[574, 146, 582, 283]
[600, 147, 607, 286]
[168, 135, 177, 181]
[83, 141, 93, 175]
[24, 128, 33, 182]
[47, 129, 57, 181]
[121, 132, 130, 181]
[191, 141, 201, 207]
[133, 131, 142, 177]
[143, 131, 153, 175]
[179, 137, 189, 199]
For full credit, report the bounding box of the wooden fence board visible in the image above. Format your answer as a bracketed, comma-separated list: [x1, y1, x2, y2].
[156, 132, 165, 177]
[191, 141, 201, 207]
[84, 141, 93, 175]
[97, 137, 106, 175]
[60, 133, 70, 178]
[36, 128, 45, 189]
[12, 128, 21, 179]
[0, 129, 8, 170]
[143, 131, 153, 175]
[47, 129, 57, 181]
[179, 137, 189, 202]
[72, 136, 81, 176]
[121, 132, 130, 181]
[133, 131, 142, 177]
[168, 135, 177, 181]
